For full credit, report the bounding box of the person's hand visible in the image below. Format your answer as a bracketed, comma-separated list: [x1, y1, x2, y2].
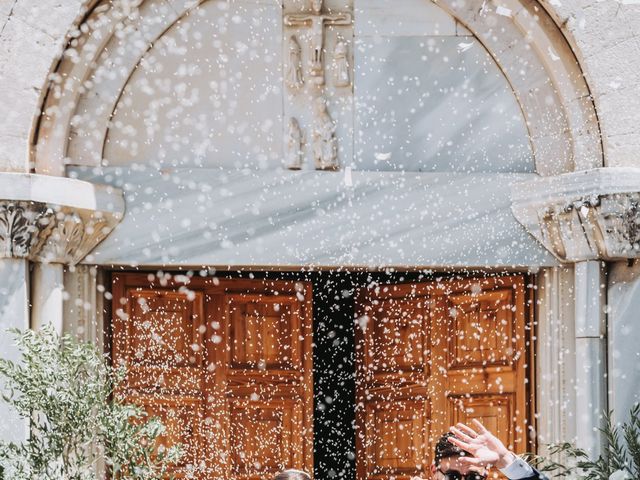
[448, 419, 516, 469]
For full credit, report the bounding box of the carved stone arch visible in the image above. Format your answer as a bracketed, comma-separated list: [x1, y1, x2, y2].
[32, 0, 199, 175]
[32, 0, 602, 176]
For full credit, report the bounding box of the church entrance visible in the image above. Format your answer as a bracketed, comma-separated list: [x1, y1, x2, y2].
[109, 272, 533, 480]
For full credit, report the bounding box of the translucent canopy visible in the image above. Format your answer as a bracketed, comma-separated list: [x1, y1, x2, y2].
[354, 36, 533, 172]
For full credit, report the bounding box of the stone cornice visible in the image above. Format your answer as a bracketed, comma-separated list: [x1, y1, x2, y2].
[511, 168, 640, 262]
[0, 173, 124, 265]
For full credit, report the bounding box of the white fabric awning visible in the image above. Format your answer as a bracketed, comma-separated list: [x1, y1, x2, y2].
[70, 167, 558, 268]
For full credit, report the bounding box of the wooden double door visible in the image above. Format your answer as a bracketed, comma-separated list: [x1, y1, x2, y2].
[111, 273, 531, 480]
[111, 274, 314, 480]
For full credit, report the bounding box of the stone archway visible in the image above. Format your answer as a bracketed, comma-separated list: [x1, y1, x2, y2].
[31, 0, 601, 177]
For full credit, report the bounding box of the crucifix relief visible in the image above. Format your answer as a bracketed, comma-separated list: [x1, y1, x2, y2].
[284, 0, 352, 86]
[283, 0, 353, 171]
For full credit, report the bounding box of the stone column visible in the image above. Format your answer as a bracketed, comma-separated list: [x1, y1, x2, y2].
[536, 263, 607, 459]
[573, 261, 607, 457]
[0, 259, 30, 443]
[31, 263, 65, 333]
[63, 265, 106, 351]
[536, 266, 577, 458]
[607, 261, 640, 424]
[511, 168, 640, 457]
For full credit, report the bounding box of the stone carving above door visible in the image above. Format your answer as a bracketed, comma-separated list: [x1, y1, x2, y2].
[332, 37, 351, 88]
[311, 97, 339, 170]
[511, 168, 640, 262]
[286, 117, 304, 170]
[284, 0, 352, 87]
[283, 0, 353, 171]
[286, 35, 305, 91]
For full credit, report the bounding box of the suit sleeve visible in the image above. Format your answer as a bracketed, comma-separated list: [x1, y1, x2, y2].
[499, 456, 548, 480]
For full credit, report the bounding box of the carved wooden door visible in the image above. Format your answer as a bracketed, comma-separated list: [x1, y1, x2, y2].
[112, 275, 314, 480]
[355, 276, 530, 480]
[220, 282, 314, 480]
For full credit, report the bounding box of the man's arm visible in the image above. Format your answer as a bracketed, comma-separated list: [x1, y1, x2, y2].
[447, 419, 548, 480]
[497, 452, 547, 480]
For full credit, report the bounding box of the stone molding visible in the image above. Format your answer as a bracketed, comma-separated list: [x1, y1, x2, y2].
[511, 168, 640, 262]
[0, 173, 124, 265]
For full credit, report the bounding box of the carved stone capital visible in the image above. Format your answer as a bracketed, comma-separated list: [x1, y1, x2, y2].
[511, 168, 640, 262]
[0, 173, 124, 265]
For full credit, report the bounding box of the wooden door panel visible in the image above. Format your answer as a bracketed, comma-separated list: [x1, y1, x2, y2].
[356, 284, 431, 479]
[112, 278, 208, 479]
[223, 284, 313, 479]
[114, 288, 206, 396]
[449, 394, 514, 450]
[227, 294, 302, 374]
[435, 277, 528, 455]
[363, 399, 430, 479]
[140, 398, 205, 474]
[447, 289, 515, 369]
[356, 284, 430, 388]
[126, 366, 204, 396]
[126, 290, 205, 367]
[370, 299, 427, 375]
[229, 399, 302, 479]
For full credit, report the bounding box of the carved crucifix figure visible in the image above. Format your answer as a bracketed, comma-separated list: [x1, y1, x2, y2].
[284, 0, 352, 85]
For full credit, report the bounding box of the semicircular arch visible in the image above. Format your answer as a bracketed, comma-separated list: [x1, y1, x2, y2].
[31, 0, 602, 176]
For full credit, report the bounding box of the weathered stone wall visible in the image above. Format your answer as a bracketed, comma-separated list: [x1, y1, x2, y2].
[541, 0, 640, 167]
[0, 0, 85, 172]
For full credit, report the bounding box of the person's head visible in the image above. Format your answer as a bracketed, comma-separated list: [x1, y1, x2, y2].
[273, 469, 311, 480]
[430, 433, 487, 480]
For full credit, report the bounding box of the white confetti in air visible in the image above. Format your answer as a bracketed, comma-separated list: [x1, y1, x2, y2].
[457, 42, 474, 53]
[356, 315, 369, 332]
[344, 166, 353, 186]
[496, 6, 512, 16]
[548, 46, 560, 61]
[374, 152, 391, 161]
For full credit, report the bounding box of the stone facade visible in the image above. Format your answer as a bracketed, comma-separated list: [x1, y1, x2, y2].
[1, 0, 640, 460]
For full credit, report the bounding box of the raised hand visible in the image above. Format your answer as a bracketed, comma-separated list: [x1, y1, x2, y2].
[448, 419, 516, 469]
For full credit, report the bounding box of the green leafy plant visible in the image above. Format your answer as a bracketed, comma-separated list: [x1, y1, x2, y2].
[0, 326, 181, 480]
[527, 406, 640, 479]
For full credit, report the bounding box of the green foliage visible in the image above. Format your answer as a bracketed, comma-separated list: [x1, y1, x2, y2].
[0, 326, 181, 480]
[530, 406, 640, 479]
